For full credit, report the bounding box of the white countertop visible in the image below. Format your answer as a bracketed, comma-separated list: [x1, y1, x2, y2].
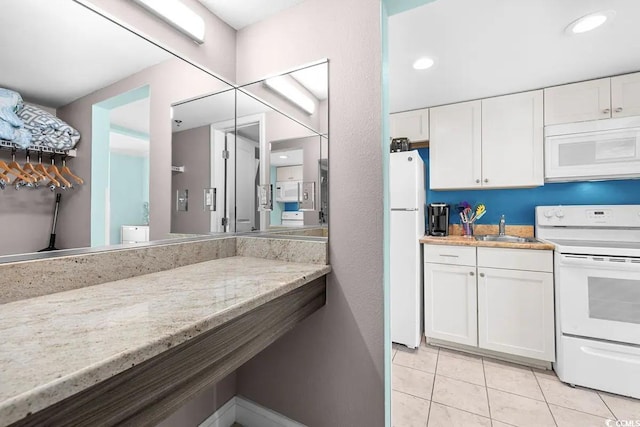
[0, 256, 331, 426]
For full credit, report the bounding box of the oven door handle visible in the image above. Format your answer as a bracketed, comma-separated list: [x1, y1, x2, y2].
[558, 254, 640, 271]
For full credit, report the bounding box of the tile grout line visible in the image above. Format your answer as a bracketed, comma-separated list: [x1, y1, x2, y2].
[429, 401, 493, 424]
[482, 358, 493, 423]
[425, 345, 440, 427]
[597, 392, 619, 421]
[532, 367, 559, 427]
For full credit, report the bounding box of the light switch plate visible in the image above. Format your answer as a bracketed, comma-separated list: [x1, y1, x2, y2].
[299, 182, 316, 211]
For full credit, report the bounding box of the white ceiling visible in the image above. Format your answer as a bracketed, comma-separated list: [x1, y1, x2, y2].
[270, 149, 303, 167]
[197, 0, 306, 30]
[0, 0, 171, 108]
[389, 0, 640, 113]
[110, 98, 151, 135]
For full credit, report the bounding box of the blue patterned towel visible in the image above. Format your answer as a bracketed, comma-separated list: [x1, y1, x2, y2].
[18, 104, 80, 150]
[0, 88, 32, 148]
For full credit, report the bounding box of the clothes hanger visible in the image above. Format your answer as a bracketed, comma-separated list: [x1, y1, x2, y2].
[47, 155, 72, 189]
[0, 159, 31, 183]
[35, 151, 60, 188]
[22, 150, 47, 183]
[60, 156, 83, 185]
[7, 149, 34, 184]
[0, 172, 9, 190]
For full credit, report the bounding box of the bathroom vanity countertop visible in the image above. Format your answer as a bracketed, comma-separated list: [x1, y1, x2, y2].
[0, 256, 331, 426]
[419, 235, 555, 250]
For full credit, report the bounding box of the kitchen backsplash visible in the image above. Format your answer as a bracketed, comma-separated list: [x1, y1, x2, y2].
[418, 148, 640, 225]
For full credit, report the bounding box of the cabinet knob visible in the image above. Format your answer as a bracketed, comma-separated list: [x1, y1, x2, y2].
[469, 272, 475, 276]
[479, 273, 485, 277]
[476, 179, 480, 184]
[615, 107, 623, 113]
[603, 108, 611, 114]
[484, 178, 489, 183]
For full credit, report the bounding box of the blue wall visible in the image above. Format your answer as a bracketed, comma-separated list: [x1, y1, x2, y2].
[109, 153, 149, 244]
[417, 148, 640, 225]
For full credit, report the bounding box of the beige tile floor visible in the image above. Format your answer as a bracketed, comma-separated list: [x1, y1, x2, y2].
[392, 341, 640, 427]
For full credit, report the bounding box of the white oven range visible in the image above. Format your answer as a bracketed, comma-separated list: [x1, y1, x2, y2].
[536, 205, 640, 399]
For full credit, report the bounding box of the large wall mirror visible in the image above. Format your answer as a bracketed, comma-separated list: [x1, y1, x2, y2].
[170, 62, 328, 237]
[0, 0, 328, 260]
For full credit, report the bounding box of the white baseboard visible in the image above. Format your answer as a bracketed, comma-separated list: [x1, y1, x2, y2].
[199, 396, 306, 427]
[199, 397, 236, 427]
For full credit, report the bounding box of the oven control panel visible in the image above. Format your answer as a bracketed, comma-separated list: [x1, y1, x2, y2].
[536, 205, 640, 228]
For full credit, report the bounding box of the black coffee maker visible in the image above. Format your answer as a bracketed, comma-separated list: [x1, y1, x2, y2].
[428, 203, 450, 236]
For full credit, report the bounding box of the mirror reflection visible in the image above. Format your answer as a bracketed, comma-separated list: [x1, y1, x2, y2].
[0, 0, 231, 257]
[0, 0, 328, 260]
[170, 61, 329, 237]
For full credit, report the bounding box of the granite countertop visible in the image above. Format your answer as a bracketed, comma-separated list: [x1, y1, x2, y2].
[0, 256, 331, 426]
[419, 235, 555, 250]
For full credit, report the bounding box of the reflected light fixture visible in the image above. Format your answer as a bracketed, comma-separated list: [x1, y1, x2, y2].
[132, 0, 205, 44]
[566, 10, 615, 34]
[264, 76, 316, 115]
[279, 155, 288, 159]
[413, 57, 435, 70]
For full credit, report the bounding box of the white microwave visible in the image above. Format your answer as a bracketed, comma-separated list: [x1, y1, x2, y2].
[275, 181, 300, 202]
[545, 117, 640, 182]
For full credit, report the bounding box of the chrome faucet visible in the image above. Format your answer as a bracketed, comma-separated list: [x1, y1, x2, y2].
[499, 215, 506, 236]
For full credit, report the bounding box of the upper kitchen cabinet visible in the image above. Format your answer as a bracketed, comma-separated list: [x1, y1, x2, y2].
[482, 90, 544, 188]
[430, 92, 543, 190]
[390, 108, 429, 142]
[611, 72, 640, 118]
[430, 101, 482, 190]
[544, 72, 640, 125]
[544, 78, 611, 125]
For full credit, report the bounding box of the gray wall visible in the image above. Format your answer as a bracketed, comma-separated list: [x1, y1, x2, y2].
[171, 125, 211, 234]
[235, 0, 385, 425]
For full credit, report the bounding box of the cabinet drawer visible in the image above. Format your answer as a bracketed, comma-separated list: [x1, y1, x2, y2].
[477, 247, 552, 272]
[424, 245, 476, 266]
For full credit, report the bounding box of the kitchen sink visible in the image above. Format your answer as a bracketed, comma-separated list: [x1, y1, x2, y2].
[474, 234, 539, 243]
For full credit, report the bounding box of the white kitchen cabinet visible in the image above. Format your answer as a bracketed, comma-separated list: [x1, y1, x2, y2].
[424, 245, 478, 347]
[276, 165, 303, 181]
[476, 247, 555, 362]
[424, 244, 555, 363]
[611, 72, 640, 118]
[390, 108, 429, 142]
[477, 267, 555, 362]
[429, 101, 482, 190]
[544, 78, 611, 125]
[430, 93, 542, 190]
[482, 90, 544, 188]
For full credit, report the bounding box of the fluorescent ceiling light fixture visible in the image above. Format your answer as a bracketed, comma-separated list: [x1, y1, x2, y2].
[566, 10, 615, 34]
[413, 57, 435, 70]
[264, 76, 316, 115]
[279, 155, 289, 159]
[132, 0, 205, 44]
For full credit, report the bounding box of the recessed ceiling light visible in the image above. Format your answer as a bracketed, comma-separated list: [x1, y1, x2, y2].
[566, 10, 615, 34]
[413, 57, 435, 70]
[279, 155, 288, 159]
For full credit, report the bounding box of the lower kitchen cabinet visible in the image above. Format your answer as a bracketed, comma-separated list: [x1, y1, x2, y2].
[424, 250, 477, 346]
[423, 244, 555, 363]
[477, 267, 555, 361]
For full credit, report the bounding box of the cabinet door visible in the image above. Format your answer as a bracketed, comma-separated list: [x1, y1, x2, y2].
[390, 108, 429, 142]
[429, 101, 482, 189]
[276, 165, 303, 181]
[481, 90, 543, 188]
[477, 267, 555, 361]
[544, 78, 611, 125]
[424, 263, 477, 346]
[611, 72, 640, 118]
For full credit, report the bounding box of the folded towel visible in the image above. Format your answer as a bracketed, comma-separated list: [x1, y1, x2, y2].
[19, 104, 80, 150]
[0, 88, 31, 148]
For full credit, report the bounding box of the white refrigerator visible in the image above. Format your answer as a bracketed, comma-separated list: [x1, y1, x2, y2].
[390, 150, 425, 349]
